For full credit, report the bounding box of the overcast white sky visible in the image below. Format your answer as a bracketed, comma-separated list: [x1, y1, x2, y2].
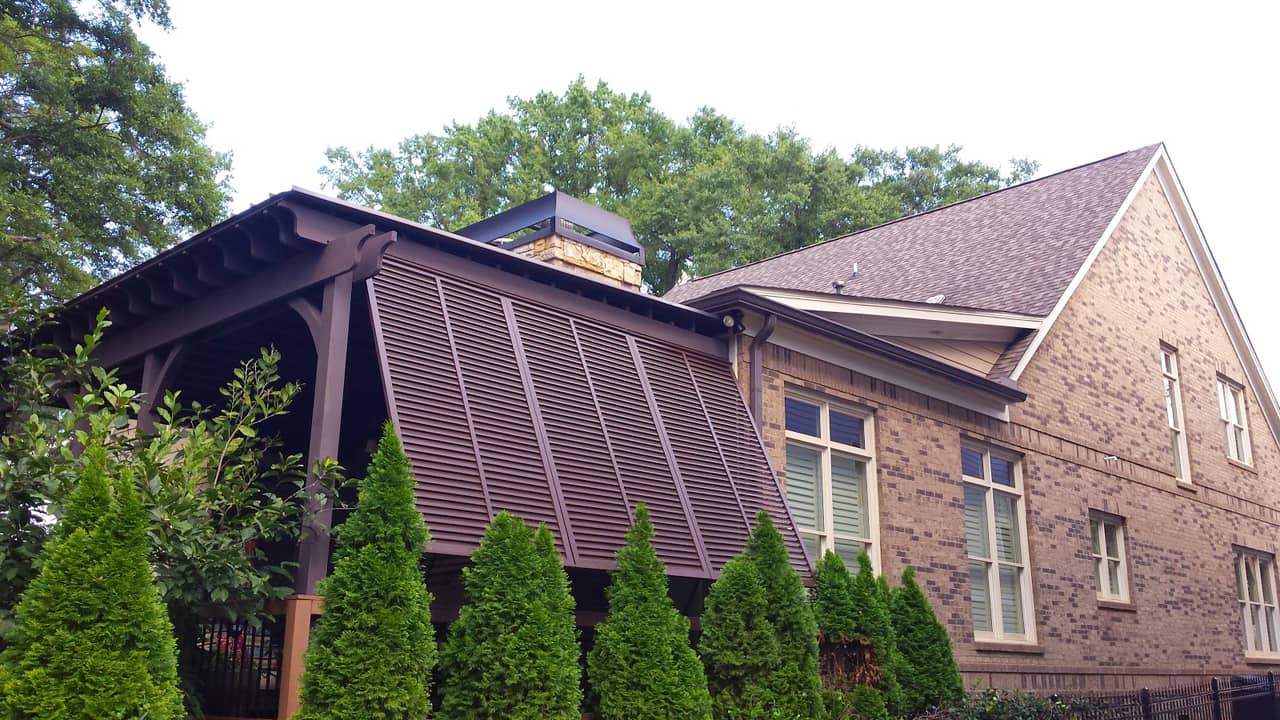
[139, 1, 1280, 381]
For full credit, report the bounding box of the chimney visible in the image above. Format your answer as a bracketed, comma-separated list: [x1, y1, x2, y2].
[456, 191, 644, 291]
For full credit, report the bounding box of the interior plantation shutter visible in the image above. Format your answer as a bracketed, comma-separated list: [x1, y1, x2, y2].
[830, 455, 867, 539]
[785, 444, 822, 531]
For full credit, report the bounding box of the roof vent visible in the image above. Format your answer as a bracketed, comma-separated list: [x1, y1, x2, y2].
[925, 294, 946, 304]
[455, 191, 644, 290]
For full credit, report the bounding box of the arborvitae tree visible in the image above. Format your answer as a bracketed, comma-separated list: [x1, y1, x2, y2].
[0, 448, 183, 719]
[698, 555, 780, 720]
[588, 504, 711, 720]
[851, 553, 905, 717]
[890, 567, 965, 716]
[439, 512, 580, 719]
[813, 551, 882, 719]
[299, 423, 436, 720]
[743, 511, 825, 719]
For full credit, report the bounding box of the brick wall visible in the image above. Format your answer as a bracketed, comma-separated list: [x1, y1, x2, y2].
[749, 175, 1280, 691]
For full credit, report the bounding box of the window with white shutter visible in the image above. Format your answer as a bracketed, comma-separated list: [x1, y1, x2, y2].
[784, 393, 878, 570]
[962, 444, 1035, 643]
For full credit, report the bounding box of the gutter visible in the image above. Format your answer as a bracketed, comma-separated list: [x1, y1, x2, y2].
[749, 314, 777, 429]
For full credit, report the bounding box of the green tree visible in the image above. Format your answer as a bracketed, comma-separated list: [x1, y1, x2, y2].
[0, 310, 345, 711]
[0, 0, 230, 301]
[0, 445, 183, 719]
[588, 503, 711, 720]
[890, 567, 964, 716]
[321, 78, 1037, 294]
[698, 555, 779, 720]
[298, 423, 435, 720]
[743, 511, 824, 719]
[439, 512, 580, 720]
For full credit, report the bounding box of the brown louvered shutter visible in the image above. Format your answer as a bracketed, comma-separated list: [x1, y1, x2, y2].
[368, 258, 490, 549]
[437, 279, 564, 547]
[574, 322, 706, 576]
[510, 304, 631, 567]
[635, 341, 750, 569]
[685, 353, 809, 570]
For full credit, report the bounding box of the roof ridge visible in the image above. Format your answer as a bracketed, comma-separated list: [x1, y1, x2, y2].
[668, 143, 1163, 292]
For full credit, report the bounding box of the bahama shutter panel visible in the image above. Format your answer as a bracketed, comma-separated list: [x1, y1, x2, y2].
[684, 352, 810, 573]
[509, 303, 632, 566]
[574, 322, 705, 575]
[368, 258, 491, 549]
[437, 279, 564, 546]
[635, 341, 748, 569]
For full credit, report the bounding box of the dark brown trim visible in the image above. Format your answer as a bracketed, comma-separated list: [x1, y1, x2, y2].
[296, 273, 355, 593]
[503, 298, 580, 566]
[628, 336, 713, 576]
[689, 287, 1028, 403]
[435, 279, 494, 519]
[749, 313, 776, 429]
[386, 242, 727, 359]
[568, 318, 632, 515]
[363, 278, 401, 430]
[683, 352, 751, 531]
[137, 342, 187, 433]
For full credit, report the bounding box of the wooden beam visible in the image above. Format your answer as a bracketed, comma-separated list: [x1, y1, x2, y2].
[92, 226, 392, 368]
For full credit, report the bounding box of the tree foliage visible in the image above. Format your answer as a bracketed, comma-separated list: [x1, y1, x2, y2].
[0, 444, 183, 719]
[321, 77, 1037, 293]
[890, 567, 964, 716]
[299, 423, 435, 720]
[743, 511, 825, 719]
[588, 503, 711, 720]
[0, 309, 345, 714]
[439, 512, 580, 720]
[697, 554, 779, 720]
[0, 0, 230, 301]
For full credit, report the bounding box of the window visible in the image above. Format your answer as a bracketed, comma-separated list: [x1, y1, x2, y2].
[1218, 378, 1251, 464]
[1236, 549, 1280, 657]
[1161, 348, 1192, 483]
[1090, 514, 1129, 603]
[962, 445, 1035, 643]
[784, 393, 877, 570]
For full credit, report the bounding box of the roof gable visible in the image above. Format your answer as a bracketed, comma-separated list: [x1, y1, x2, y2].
[664, 145, 1161, 316]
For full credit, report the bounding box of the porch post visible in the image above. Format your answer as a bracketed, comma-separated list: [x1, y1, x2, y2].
[295, 272, 354, 593]
[275, 272, 353, 720]
[275, 594, 322, 720]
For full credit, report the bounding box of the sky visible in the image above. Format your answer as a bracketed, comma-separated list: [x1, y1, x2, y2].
[139, 0, 1280, 381]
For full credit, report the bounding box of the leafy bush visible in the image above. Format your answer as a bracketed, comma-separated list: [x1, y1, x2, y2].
[298, 423, 436, 720]
[698, 555, 780, 720]
[0, 447, 184, 719]
[743, 511, 825, 719]
[890, 567, 964, 716]
[919, 688, 1072, 720]
[439, 512, 580, 719]
[588, 503, 711, 720]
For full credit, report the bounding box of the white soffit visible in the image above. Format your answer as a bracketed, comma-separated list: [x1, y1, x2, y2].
[752, 287, 1041, 343]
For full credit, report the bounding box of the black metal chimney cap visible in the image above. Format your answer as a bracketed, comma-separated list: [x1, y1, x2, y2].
[455, 191, 645, 266]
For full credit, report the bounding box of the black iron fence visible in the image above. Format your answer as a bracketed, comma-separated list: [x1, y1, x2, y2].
[1053, 673, 1278, 720]
[190, 616, 284, 719]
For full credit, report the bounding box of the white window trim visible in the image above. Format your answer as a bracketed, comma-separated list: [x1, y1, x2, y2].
[1218, 377, 1252, 465]
[963, 445, 1036, 644]
[1160, 347, 1193, 485]
[783, 390, 881, 574]
[1090, 514, 1130, 603]
[1236, 548, 1280, 659]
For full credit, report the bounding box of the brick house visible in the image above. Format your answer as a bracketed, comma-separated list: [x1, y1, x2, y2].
[667, 143, 1280, 691]
[53, 142, 1277, 714]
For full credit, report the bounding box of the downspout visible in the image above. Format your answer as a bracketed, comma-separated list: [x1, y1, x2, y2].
[749, 313, 777, 430]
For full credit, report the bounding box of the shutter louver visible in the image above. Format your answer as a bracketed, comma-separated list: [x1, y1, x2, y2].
[830, 455, 867, 539]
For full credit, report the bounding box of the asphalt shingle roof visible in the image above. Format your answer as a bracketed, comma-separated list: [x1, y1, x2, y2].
[664, 145, 1161, 316]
